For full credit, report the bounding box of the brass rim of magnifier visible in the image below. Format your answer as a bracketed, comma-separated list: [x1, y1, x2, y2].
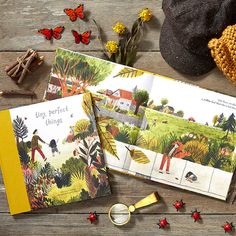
[108, 203, 131, 226]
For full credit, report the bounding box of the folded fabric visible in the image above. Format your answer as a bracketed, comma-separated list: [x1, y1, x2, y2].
[209, 24, 236, 85]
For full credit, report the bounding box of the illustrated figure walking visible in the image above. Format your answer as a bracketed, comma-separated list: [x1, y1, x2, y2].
[31, 129, 47, 162]
[49, 139, 60, 157]
[159, 141, 190, 174]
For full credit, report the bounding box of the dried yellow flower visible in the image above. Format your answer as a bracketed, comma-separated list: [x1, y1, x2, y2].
[113, 22, 126, 35]
[106, 41, 119, 54]
[139, 8, 152, 22]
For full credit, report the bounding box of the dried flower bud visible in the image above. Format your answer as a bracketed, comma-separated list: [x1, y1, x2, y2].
[113, 22, 126, 35]
[139, 8, 152, 22]
[106, 41, 119, 54]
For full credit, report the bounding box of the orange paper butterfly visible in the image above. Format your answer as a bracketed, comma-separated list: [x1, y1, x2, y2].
[71, 30, 91, 45]
[64, 4, 84, 22]
[38, 26, 65, 40]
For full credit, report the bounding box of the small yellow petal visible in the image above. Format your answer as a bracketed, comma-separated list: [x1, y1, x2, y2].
[139, 8, 152, 22]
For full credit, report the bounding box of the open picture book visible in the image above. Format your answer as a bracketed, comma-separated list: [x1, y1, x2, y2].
[0, 93, 110, 215]
[44, 48, 236, 200]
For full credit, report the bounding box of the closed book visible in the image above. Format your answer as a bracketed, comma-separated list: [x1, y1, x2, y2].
[0, 93, 111, 215]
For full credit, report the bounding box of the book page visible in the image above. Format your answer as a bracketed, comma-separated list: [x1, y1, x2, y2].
[144, 74, 236, 199]
[44, 48, 236, 200]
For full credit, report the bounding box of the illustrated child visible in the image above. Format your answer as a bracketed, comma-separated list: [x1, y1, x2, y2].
[159, 141, 190, 174]
[31, 129, 47, 162]
[49, 139, 60, 157]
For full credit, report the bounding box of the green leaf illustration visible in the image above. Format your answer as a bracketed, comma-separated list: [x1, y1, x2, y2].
[113, 68, 144, 78]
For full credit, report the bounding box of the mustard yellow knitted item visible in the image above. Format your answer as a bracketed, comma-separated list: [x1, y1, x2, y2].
[208, 24, 236, 85]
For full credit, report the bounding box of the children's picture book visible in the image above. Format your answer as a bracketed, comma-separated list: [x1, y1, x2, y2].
[0, 93, 111, 215]
[44, 48, 236, 200]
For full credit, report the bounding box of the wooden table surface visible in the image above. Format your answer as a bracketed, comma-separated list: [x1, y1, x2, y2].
[0, 1, 236, 235]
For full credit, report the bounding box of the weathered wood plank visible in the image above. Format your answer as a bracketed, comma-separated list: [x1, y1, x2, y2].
[0, 213, 235, 236]
[0, 0, 162, 51]
[0, 170, 236, 214]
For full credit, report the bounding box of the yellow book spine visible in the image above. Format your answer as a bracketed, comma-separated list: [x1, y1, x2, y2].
[0, 110, 31, 215]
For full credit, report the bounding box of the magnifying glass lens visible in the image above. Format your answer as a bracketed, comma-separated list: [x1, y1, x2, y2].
[109, 203, 130, 226]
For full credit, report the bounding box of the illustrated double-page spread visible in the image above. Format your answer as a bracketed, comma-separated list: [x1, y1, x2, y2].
[44, 48, 236, 200]
[0, 93, 111, 215]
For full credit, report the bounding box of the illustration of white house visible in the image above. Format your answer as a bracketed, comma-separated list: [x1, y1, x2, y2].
[105, 89, 136, 111]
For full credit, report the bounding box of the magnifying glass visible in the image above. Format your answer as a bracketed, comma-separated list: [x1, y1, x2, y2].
[108, 192, 159, 226]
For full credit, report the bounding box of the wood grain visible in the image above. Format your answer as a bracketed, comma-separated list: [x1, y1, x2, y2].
[0, 213, 235, 236]
[0, 0, 236, 235]
[0, 52, 235, 110]
[1, 170, 236, 214]
[0, 0, 162, 51]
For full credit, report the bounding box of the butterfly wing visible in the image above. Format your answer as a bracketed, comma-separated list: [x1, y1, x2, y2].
[71, 30, 81, 44]
[38, 28, 53, 40]
[53, 26, 65, 40]
[75, 4, 84, 19]
[81, 31, 91, 45]
[64, 8, 77, 22]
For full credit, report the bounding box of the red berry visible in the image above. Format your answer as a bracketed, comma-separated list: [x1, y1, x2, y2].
[191, 209, 201, 222]
[157, 218, 169, 229]
[87, 211, 99, 224]
[222, 222, 234, 233]
[173, 200, 185, 211]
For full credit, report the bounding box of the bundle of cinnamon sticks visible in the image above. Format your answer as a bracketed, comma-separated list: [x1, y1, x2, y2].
[5, 49, 44, 84]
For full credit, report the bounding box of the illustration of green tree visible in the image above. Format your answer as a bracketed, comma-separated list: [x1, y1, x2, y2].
[161, 98, 169, 106]
[52, 50, 114, 97]
[212, 115, 219, 126]
[133, 89, 149, 115]
[222, 113, 236, 138]
[13, 116, 28, 148]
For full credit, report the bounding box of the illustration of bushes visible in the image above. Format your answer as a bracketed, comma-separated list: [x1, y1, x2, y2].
[61, 157, 87, 179]
[114, 129, 129, 143]
[73, 119, 94, 139]
[207, 140, 234, 171]
[183, 140, 209, 164]
[128, 128, 140, 145]
[137, 131, 160, 151]
[74, 119, 90, 134]
[158, 133, 178, 154]
[18, 146, 30, 165]
[82, 166, 110, 199]
[23, 162, 56, 209]
[54, 172, 71, 189]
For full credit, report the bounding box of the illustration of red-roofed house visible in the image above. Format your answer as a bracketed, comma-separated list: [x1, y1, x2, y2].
[105, 89, 136, 111]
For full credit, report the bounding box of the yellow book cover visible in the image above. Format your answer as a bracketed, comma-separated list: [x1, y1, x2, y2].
[0, 93, 111, 215]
